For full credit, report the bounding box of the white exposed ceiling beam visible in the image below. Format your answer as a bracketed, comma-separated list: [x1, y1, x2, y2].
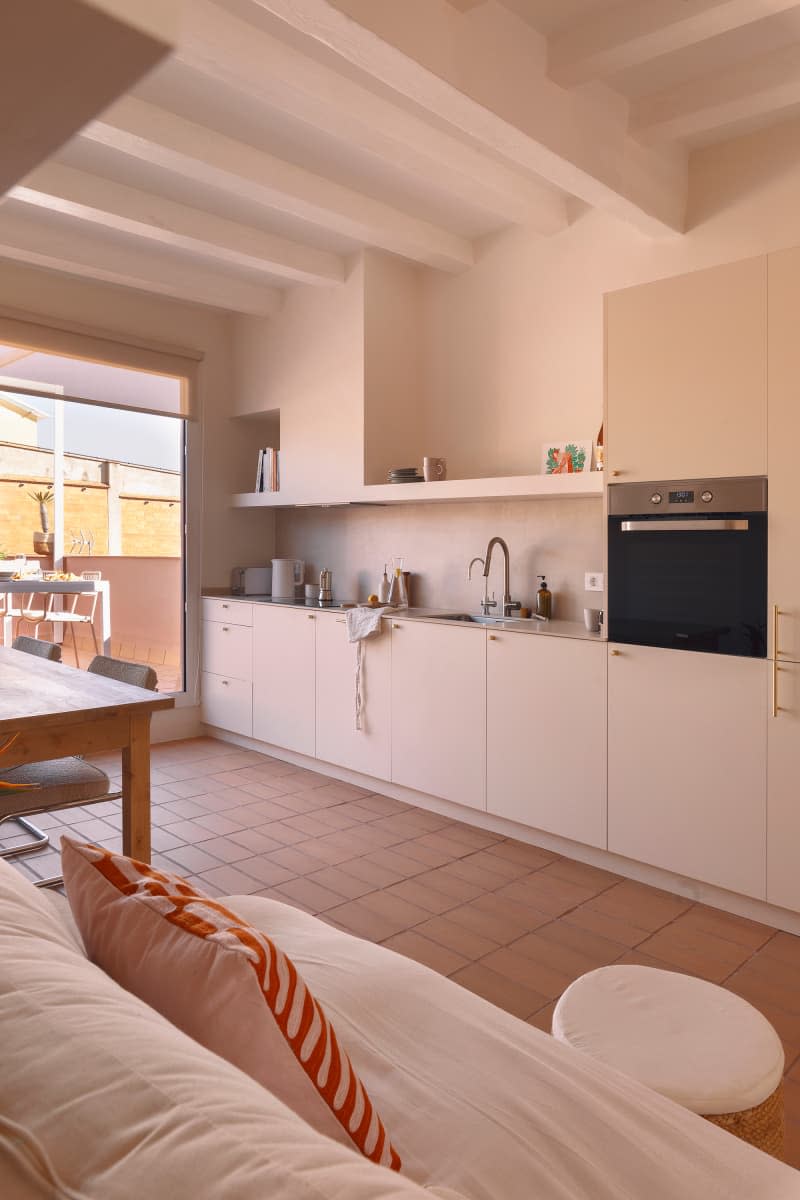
[0, 206, 282, 317]
[178, 0, 567, 237]
[236, 0, 685, 235]
[82, 98, 476, 272]
[549, 0, 800, 88]
[1, 0, 177, 196]
[11, 163, 346, 287]
[632, 41, 800, 143]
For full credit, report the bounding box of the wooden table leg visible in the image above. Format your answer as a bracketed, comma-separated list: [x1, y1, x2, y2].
[122, 711, 152, 862]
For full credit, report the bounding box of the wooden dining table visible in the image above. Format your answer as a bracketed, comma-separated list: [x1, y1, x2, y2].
[0, 647, 173, 861]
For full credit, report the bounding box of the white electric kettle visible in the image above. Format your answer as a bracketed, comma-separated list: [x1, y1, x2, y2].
[271, 558, 305, 598]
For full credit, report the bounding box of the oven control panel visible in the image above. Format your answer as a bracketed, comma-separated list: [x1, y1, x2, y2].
[608, 476, 767, 516]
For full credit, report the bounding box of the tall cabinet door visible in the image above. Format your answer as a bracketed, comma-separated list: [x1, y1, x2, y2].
[487, 632, 606, 848]
[252, 606, 316, 756]
[766, 248, 800, 910]
[391, 619, 486, 810]
[606, 257, 767, 482]
[768, 246, 800, 664]
[608, 645, 767, 899]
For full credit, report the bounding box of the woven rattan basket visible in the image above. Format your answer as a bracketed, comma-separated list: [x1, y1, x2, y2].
[704, 1080, 784, 1159]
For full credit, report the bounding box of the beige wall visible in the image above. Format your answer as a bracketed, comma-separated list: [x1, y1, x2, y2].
[419, 117, 800, 480]
[277, 496, 603, 621]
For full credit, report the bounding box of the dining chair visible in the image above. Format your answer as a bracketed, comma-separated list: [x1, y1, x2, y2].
[0, 654, 158, 887]
[12, 635, 62, 662]
[18, 573, 102, 663]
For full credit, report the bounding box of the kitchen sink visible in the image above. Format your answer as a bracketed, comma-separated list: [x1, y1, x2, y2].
[430, 613, 526, 626]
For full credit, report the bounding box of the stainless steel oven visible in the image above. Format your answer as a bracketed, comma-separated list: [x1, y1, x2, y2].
[607, 477, 767, 658]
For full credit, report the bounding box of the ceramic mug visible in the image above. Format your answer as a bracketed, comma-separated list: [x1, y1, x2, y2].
[423, 456, 447, 482]
[584, 607, 602, 633]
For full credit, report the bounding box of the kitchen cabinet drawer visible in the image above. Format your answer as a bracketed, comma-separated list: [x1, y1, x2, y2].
[202, 597, 253, 627]
[253, 605, 316, 756]
[202, 619, 252, 681]
[606, 257, 767, 482]
[391, 619, 485, 810]
[487, 632, 606, 847]
[316, 613, 390, 780]
[608, 644, 767, 899]
[767, 659, 800, 910]
[201, 671, 252, 737]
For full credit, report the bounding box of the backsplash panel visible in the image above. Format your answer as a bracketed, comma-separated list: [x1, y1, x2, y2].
[276, 496, 603, 620]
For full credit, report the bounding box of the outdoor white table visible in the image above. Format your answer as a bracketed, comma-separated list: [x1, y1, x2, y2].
[1, 579, 111, 654]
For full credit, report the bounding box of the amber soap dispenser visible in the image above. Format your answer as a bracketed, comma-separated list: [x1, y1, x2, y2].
[536, 575, 552, 620]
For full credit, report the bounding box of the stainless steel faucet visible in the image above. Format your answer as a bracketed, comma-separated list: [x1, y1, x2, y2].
[483, 537, 521, 618]
[467, 556, 497, 615]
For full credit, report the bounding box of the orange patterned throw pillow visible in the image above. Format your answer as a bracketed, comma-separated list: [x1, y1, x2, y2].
[61, 837, 401, 1171]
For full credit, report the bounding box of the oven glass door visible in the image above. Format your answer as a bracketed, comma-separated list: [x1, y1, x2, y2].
[607, 512, 767, 657]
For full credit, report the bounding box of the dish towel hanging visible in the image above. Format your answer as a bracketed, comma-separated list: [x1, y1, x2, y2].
[345, 607, 390, 731]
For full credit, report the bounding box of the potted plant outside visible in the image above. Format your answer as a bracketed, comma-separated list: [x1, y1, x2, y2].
[28, 488, 54, 555]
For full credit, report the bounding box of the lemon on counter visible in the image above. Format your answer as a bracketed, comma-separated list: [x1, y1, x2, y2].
[367, 593, 379, 605]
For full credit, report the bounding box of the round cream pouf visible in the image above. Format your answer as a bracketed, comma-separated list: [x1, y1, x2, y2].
[552, 965, 785, 1158]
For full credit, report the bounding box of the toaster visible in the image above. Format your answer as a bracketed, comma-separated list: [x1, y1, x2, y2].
[231, 566, 272, 595]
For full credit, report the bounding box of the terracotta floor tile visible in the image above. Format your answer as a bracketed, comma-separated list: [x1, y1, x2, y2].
[562, 904, 653, 948]
[359, 847, 430, 878]
[271, 875, 345, 913]
[728, 952, 800, 1011]
[160, 777, 219, 799]
[635, 923, 755, 984]
[483, 840, 559, 870]
[234, 855, 297, 888]
[448, 962, 548, 1020]
[582, 880, 693, 932]
[192, 812, 246, 837]
[669, 904, 777, 953]
[226, 828, 286, 856]
[442, 823, 505, 851]
[614, 949, 698, 975]
[440, 853, 520, 890]
[509, 926, 625, 982]
[532, 918, 629, 965]
[348, 793, 412, 817]
[266, 846, 333, 875]
[289, 838, 358, 867]
[413, 831, 479, 859]
[526, 1001, 557, 1034]
[368, 812, 450, 840]
[537, 857, 622, 892]
[197, 864, 267, 895]
[758, 930, 800, 970]
[495, 873, 601, 917]
[391, 840, 457, 869]
[323, 899, 410, 942]
[184, 873, 225, 898]
[381, 930, 468, 976]
[305, 866, 377, 900]
[414, 914, 500, 960]
[194, 835, 254, 864]
[354, 888, 431, 931]
[444, 896, 549, 945]
[384, 878, 460, 915]
[319, 825, 403, 853]
[158, 797, 212, 821]
[163, 843, 225, 874]
[479, 945, 574, 999]
[412, 866, 487, 904]
[150, 827, 186, 853]
[258, 821, 309, 846]
[339, 856, 407, 889]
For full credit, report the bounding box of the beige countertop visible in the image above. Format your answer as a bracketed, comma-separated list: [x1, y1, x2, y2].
[202, 591, 604, 643]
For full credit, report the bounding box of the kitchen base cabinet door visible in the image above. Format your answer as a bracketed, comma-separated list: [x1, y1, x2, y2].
[252, 607, 316, 757]
[202, 620, 252, 681]
[608, 645, 767, 899]
[316, 614, 390, 780]
[201, 672, 252, 737]
[487, 634, 606, 847]
[767, 659, 800, 911]
[391, 620, 486, 810]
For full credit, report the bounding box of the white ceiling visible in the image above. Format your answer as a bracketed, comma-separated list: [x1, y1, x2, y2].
[2, 0, 800, 314]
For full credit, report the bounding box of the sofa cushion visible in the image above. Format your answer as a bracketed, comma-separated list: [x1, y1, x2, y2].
[0, 857, 435, 1200]
[222, 893, 800, 1200]
[61, 837, 401, 1170]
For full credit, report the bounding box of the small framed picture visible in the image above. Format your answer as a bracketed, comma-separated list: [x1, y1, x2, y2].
[542, 441, 593, 474]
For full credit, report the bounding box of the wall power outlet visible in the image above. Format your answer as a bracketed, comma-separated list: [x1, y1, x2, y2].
[585, 572, 604, 592]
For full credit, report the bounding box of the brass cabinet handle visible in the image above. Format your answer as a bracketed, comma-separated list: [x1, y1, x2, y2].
[336, 618, 345, 624]
[488, 634, 497, 641]
[772, 603, 781, 717]
[610, 649, 620, 655]
[222, 626, 229, 632]
[392, 623, 401, 629]
[221, 680, 229, 686]
[611, 470, 621, 477]
[307, 614, 315, 620]
[221, 603, 229, 609]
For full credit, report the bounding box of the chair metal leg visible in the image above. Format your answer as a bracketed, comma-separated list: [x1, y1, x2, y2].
[69, 621, 79, 665]
[89, 620, 100, 655]
[0, 814, 50, 858]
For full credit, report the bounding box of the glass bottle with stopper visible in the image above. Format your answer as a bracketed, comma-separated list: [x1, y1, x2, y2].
[388, 555, 408, 608]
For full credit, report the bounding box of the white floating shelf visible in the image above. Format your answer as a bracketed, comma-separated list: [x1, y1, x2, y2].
[231, 473, 603, 508]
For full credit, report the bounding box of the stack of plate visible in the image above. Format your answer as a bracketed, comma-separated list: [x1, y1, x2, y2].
[388, 466, 424, 484]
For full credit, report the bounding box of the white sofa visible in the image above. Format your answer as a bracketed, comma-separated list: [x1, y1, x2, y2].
[1, 858, 798, 1200]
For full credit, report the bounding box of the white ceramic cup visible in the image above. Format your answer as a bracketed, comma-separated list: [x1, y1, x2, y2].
[584, 607, 602, 632]
[423, 456, 447, 482]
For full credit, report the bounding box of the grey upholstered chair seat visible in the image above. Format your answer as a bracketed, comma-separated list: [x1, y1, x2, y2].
[12, 636, 61, 662]
[87, 655, 157, 690]
[0, 758, 110, 818]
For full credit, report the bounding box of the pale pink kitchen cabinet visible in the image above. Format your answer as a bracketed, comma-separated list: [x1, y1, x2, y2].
[605, 257, 767, 483]
[252, 605, 316, 757]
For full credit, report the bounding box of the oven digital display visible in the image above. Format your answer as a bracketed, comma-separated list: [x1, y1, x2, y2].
[669, 489, 694, 504]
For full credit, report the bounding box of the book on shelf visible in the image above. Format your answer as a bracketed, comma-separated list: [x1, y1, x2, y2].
[254, 447, 280, 493]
